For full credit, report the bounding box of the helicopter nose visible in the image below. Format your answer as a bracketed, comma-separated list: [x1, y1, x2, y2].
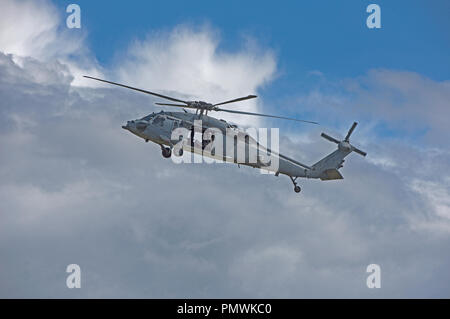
[122, 121, 132, 130]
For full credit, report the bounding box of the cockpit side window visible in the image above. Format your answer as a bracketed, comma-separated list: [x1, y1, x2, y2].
[152, 115, 165, 126]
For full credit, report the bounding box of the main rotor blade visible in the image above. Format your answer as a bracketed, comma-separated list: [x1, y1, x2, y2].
[345, 122, 358, 141]
[155, 103, 200, 113]
[213, 95, 257, 106]
[321, 133, 340, 144]
[216, 108, 318, 124]
[83, 76, 189, 104]
[155, 103, 189, 107]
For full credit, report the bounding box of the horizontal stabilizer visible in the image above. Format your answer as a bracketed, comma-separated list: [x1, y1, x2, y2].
[320, 169, 343, 181]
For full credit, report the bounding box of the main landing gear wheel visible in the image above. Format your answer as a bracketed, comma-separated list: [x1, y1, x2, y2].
[290, 176, 302, 194]
[161, 146, 171, 158]
[174, 147, 183, 157]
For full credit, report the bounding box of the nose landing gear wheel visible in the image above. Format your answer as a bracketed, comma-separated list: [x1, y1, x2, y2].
[161, 147, 172, 158]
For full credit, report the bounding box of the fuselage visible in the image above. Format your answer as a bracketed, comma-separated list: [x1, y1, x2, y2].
[122, 111, 319, 178]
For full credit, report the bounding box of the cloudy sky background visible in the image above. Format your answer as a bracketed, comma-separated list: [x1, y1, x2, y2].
[0, 0, 449, 298]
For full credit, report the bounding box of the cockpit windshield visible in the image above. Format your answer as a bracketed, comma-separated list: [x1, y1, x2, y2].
[141, 114, 154, 121]
[141, 111, 163, 122]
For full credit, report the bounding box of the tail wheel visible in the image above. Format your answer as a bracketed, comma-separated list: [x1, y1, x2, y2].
[290, 176, 301, 194]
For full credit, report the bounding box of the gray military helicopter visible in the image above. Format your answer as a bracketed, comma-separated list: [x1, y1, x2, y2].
[84, 76, 366, 193]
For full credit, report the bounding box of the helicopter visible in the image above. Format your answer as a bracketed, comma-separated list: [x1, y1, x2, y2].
[84, 75, 367, 193]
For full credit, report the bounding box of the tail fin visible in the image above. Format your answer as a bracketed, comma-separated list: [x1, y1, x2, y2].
[312, 122, 366, 180]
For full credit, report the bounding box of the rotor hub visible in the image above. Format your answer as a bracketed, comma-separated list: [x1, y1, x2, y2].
[338, 141, 352, 151]
[188, 101, 214, 110]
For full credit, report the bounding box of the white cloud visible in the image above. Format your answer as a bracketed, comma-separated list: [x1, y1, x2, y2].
[408, 178, 450, 232]
[1, 0, 450, 298]
[0, 0, 102, 86]
[229, 245, 302, 296]
[1, 52, 450, 298]
[294, 69, 450, 146]
[114, 25, 276, 126]
[0, 0, 60, 59]
[351, 70, 450, 142]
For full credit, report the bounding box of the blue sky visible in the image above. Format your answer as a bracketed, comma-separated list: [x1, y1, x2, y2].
[56, 0, 450, 87]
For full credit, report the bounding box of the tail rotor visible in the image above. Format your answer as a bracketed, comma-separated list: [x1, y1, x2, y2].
[321, 122, 367, 157]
